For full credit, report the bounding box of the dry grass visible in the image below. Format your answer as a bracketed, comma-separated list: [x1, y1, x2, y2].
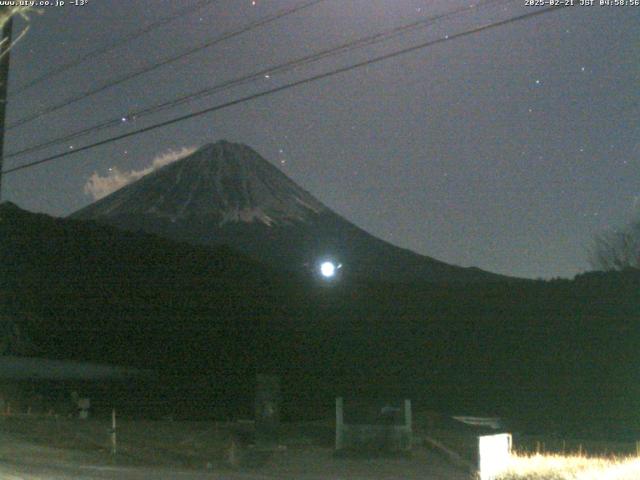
[499, 452, 640, 480]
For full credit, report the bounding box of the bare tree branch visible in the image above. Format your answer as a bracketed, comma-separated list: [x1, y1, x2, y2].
[589, 218, 640, 271]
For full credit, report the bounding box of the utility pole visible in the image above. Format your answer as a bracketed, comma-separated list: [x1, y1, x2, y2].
[0, 9, 13, 201]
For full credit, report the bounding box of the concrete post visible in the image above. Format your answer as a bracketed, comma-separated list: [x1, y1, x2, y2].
[111, 408, 117, 456]
[335, 397, 344, 450]
[255, 374, 280, 447]
[404, 399, 412, 429]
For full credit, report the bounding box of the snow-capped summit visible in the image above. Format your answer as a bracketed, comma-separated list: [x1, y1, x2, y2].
[76, 141, 326, 226]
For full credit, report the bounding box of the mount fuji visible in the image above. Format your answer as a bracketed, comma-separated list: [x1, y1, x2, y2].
[71, 141, 508, 283]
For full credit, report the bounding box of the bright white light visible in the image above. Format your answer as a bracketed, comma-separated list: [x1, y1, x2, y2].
[320, 261, 336, 278]
[478, 433, 512, 480]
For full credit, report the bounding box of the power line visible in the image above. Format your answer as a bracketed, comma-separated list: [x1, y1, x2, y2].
[14, 0, 220, 94]
[3, 4, 570, 176]
[6, 0, 327, 131]
[6, 0, 511, 160]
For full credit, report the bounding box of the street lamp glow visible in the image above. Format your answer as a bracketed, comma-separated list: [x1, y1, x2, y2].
[320, 261, 336, 278]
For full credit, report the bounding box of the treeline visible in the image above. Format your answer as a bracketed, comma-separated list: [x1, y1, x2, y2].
[2, 202, 639, 437]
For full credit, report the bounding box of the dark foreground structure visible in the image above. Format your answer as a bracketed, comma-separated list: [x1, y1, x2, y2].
[335, 397, 412, 455]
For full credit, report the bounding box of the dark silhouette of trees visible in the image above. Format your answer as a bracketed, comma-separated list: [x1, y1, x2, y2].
[590, 217, 640, 271]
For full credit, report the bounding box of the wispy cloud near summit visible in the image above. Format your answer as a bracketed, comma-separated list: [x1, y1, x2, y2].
[83, 147, 196, 201]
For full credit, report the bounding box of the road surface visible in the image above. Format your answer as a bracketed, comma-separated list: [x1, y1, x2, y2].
[0, 432, 473, 479]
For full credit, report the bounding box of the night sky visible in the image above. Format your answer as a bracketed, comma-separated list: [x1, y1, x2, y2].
[2, 0, 638, 279]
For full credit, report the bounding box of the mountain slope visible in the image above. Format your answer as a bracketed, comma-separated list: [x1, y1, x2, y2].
[1, 201, 284, 368]
[71, 141, 510, 283]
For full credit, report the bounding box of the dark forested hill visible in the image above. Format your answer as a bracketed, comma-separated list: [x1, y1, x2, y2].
[3, 201, 640, 436]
